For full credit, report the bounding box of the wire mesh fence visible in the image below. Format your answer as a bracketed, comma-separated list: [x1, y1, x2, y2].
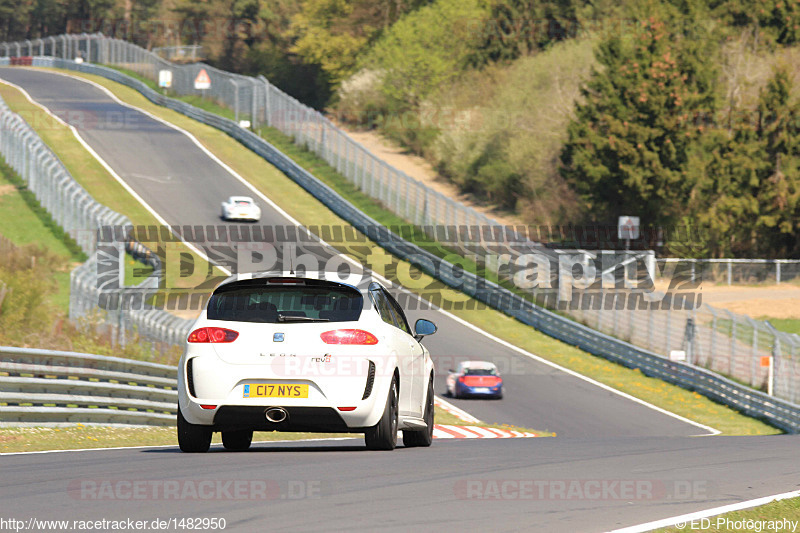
[152, 45, 203, 63]
[7, 33, 499, 232]
[0, 91, 193, 350]
[0, 33, 797, 406]
[559, 254, 800, 403]
[658, 258, 800, 285]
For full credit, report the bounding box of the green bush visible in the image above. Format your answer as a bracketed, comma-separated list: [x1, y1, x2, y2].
[0, 243, 181, 365]
[359, 0, 490, 115]
[560, 3, 720, 227]
[432, 37, 596, 223]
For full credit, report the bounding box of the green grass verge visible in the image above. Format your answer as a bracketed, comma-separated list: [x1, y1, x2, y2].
[0, 83, 160, 231]
[0, 425, 355, 453]
[0, 151, 152, 296]
[0, 156, 83, 312]
[0, 80, 227, 294]
[655, 496, 800, 532]
[0, 406, 550, 453]
[759, 318, 800, 336]
[22, 67, 782, 436]
[0, 160, 84, 260]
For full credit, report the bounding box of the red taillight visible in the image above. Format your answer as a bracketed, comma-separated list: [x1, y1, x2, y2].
[320, 329, 378, 345]
[188, 327, 239, 343]
[337, 407, 357, 411]
[200, 405, 217, 410]
[462, 375, 501, 386]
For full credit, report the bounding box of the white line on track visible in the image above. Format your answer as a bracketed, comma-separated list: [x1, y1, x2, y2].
[433, 311, 720, 436]
[0, 75, 230, 276]
[5, 68, 719, 437]
[608, 489, 800, 533]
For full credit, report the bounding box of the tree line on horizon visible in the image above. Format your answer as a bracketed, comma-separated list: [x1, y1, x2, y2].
[0, 0, 798, 258]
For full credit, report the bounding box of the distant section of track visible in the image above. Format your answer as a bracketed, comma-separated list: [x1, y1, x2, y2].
[0, 67, 704, 439]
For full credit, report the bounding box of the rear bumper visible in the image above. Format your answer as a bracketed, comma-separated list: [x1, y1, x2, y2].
[178, 353, 392, 430]
[456, 383, 503, 398]
[211, 406, 355, 432]
[224, 213, 260, 221]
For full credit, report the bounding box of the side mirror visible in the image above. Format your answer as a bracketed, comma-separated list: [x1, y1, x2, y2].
[414, 318, 437, 342]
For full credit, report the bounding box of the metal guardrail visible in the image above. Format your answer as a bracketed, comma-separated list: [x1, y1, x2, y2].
[0, 346, 177, 426]
[0, 92, 127, 256]
[529, 309, 800, 432]
[16, 57, 799, 433]
[0, 89, 194, 349]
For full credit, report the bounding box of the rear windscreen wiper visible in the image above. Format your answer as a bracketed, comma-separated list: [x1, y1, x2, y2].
[277, 314, 329, 322]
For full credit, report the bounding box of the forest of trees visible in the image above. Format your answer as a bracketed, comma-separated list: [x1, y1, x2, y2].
[1, 0, 798, 257]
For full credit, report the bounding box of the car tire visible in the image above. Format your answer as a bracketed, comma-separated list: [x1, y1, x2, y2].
[403, 377, 434, 448]
[365, 377, 398, 451]
[177, 407, 212, 453]
[222, 429, 253, 451]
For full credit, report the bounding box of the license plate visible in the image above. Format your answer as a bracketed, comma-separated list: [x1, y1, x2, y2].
[243, 384, 308, 398]
[473, 387, 490, 393]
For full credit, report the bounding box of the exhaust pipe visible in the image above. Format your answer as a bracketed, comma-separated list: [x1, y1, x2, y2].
[265, 407, 288, 423]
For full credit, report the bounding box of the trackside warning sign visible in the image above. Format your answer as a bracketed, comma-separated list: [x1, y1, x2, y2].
[194, 69, 211, 90]
[617, 216, 640, 240]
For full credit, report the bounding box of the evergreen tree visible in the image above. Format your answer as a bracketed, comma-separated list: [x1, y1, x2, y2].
[560, 3, 718, 228]
[685, 124, 767, 257]
[755, 68, 800, 256]
[687, 68, 799, 258]
[712, 0, 800, 45]
[470, 0, 580, 66]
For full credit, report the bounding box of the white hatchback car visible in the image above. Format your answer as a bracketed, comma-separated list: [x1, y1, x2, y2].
[178, 276, 437, 452]
[220, 196, 261, 222]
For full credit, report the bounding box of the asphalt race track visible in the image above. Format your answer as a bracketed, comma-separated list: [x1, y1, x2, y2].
[2, 436, 799, 532]
[1, 67, 798, 532]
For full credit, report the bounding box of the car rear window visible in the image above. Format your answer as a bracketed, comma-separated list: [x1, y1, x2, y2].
[464, 368, 497, 376]
[207, 281, 363, 323]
